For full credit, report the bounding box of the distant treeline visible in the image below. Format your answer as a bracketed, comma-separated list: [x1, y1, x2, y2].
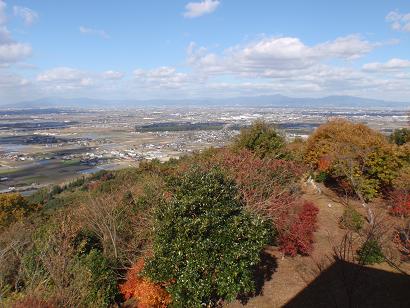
[135, 121, 324, 133]
[0, 108, 80, 116]
[135, 121, 242, 132]
[0, 121, 78, 131]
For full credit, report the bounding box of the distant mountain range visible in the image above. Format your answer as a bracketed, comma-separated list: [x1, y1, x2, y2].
[3, 95, 409, 109]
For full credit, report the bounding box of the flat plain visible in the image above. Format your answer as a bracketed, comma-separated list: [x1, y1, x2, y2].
[0, 106, 407, 194]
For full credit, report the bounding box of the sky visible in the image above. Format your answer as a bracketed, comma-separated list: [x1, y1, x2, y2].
[1, 0, 410, 104]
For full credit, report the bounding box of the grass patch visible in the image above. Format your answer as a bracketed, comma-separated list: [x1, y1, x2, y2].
[61, 159, 81, 166]
[0, 168, 20, 175]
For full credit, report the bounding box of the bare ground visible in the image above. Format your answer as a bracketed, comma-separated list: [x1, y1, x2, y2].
[226, 185, 410, 308]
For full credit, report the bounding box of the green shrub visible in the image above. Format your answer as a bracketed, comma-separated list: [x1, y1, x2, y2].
[315, 171, 328, 183]
[357, 239, 384, 265]
[71, 249, 118, 307]
[144, 168, 272, 307]
[339, 206, 364, 232]
[390, 128, 410, 146]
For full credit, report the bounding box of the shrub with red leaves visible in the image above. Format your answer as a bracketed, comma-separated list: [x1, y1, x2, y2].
[389, 190, 410, 217]
[318, 156, 332, 172]
[278, 201, 319, 256]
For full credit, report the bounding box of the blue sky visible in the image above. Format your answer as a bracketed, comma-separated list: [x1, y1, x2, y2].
[1, 0, 410, 103]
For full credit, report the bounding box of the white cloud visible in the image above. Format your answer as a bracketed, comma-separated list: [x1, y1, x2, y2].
[79, 26, 110, 39]
[36, 67, 95, 92]
[184, 0, 220, 18]
[386, 10, 410, 32]
[0, 2, 32, 65]
[315, 35, 374, 60]
[102, 70, 124, 80]
[133, 66, 193, 88]
[188, 35, 376, 77]
[35, 67, 128, 96]
[363, 58, 410, 72]
[37, 67, 86, 82]
[13, 5, 38, 25]
[0, 42, 31, 64]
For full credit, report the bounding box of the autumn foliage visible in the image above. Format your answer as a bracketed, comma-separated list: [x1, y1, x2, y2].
[305, 119, 404, 201]
[0, 193, 39, 228]
[278, 201, 319, 256]
[305, 119, 388, 167]
[119, 259, 171, 308]
[389, 190, 410, 217]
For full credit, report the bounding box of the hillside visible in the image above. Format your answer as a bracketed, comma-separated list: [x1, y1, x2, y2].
[0, 121, 409, 307]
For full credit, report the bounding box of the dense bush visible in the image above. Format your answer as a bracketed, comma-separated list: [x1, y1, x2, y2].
[70, 249, 118, 307]
[143, 168, 272, 307]
[232, 120, 286, 158]
[278, 201, 319, 256]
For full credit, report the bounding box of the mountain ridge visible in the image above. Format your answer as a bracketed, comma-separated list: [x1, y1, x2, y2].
[3, 94, 409, 109]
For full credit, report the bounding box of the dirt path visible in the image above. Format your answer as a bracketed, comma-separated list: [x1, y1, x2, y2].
[226, 186, 346, 308]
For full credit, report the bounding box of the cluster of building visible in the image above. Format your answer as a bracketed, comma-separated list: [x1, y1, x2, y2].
[0, 153, 34, 161]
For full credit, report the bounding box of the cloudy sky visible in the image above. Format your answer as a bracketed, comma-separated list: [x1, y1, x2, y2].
[1, 0, 410, 104]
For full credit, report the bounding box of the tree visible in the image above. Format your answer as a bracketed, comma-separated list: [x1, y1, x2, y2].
[232, 120, 286, 158]
[390, 128, 410, 146]
[305, 120, 403, 223]
[144, 168, 272, 307]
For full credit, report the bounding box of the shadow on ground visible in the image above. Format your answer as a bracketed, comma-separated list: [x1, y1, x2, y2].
[238, 250, 278, 304]
[284, 259, 410, 308]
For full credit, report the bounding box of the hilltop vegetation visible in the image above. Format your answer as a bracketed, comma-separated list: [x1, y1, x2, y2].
[0, 120, 409, 307]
